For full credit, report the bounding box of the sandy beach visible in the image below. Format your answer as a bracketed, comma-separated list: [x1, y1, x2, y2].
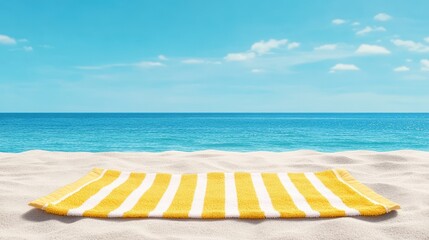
[1, 150, 428, 239]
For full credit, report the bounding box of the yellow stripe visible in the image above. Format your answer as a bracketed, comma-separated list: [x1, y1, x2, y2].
[82, 173, 146, 217]
[29, 168, 104, 209]
[288, 173, 345, 217]
[163, 174, 197, 218]
[235, 172, 264, 219]
[123, 173, 171, 218]
[202, 173, 225, 218]
[45, 170, 121, 216]
[315, 170, 386, 216]
[261, 173, 306, 218]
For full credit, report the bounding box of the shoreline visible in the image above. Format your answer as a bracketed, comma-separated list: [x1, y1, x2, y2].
[1, 150, 428, 239]
[2, 148, 429, 154]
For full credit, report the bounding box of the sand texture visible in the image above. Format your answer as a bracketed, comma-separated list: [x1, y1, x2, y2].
[1, 150, 428, 239]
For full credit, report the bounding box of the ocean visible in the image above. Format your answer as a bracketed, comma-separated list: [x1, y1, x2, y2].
[0, 113, 428, 152]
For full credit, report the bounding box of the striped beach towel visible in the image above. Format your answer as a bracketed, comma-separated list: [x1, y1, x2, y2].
[29, 168, 399, 218]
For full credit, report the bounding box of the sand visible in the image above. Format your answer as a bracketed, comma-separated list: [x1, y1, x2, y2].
[1, 150, 429, 240]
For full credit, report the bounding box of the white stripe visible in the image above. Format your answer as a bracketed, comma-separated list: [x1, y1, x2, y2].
[224, 173, 239, 218]
[148, 174, 182, 217]
[305, 173, 360, 216]
[44, 169, 108, 210]
[107, 173, 156, 217]
[277, 173, 320, 217]
[67, 172, 131, 216]
[188, 173, 207, 218]
[332, 169, 389, 212]
[251, 173, 281, 218]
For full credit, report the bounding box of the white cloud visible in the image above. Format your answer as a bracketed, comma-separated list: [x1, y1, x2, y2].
[251, 68, 265, 73]
[0, 34, 16, 45]
[225, 38, 295, 61]
[391, 39, 429, 52]
[225, 49, 357, 73]
[251, 39, 288, 54]
[135, 61, 164, 68]
[287, 42, 300, 50]
[355, 44, 390, 55]
[158, 55, 168, 61]
[332, 19, 346, 25]
[356, 26, 386, 35]
[224, 52, 255, 61]
[181, 58, 205, 64]
[406, 59, 413, 62]
[23, 46, 33, 52]
[314, 44, 337, 51]
[374, 13, 392, 21]
[330, 63, 360, 72]
[425, 37, 429, 43]
[393, 66, 410, 72]
[352, 22, 360, 26]
[421, 59, 429, 71]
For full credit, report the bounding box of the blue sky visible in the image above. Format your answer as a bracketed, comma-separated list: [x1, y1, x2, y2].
[0, 0, 428, 112]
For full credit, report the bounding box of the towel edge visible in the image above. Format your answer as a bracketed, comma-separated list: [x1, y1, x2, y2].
[334, 169, 400, 212]
[28, 168, 104, 209]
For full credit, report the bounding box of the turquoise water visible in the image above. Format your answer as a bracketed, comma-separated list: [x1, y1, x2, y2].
[0, 113, 428, 152]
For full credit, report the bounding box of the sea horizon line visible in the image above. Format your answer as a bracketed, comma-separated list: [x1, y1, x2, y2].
[1, 112, 428, 114]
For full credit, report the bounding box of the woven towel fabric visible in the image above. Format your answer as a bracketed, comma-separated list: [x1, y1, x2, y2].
[29, 168, 400, 218]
